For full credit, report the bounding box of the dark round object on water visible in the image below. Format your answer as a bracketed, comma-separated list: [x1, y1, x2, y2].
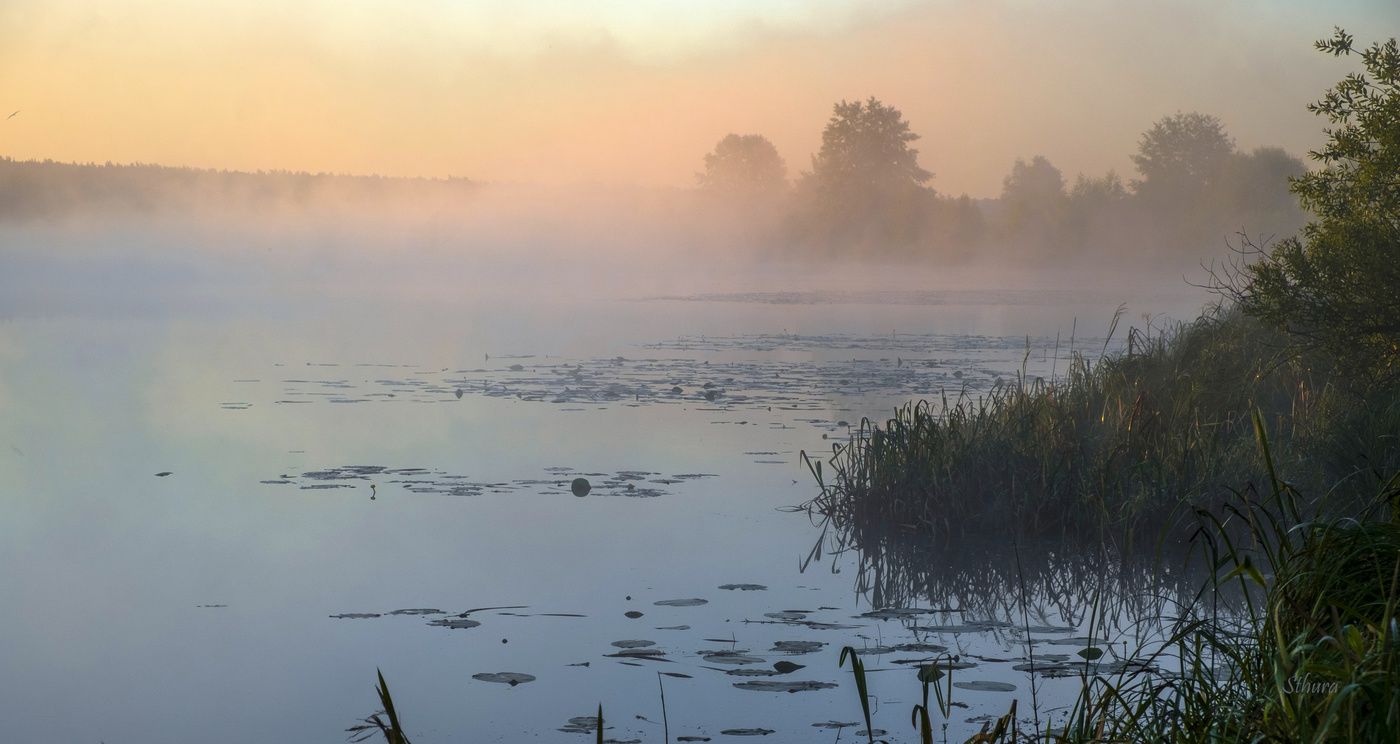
[625, 611, 644, 619]
[571, 477, 591, 497]
[502, 638, 508, 644]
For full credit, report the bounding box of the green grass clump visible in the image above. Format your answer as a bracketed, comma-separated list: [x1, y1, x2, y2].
[1047, 418, 1400, 744]
[807, 304, 1400, 543]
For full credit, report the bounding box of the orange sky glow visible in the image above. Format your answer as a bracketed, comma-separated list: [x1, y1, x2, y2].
[1, 0, 1396, 197]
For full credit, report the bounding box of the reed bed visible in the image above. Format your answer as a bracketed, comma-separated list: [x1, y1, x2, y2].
[806, 304, 1398, 544]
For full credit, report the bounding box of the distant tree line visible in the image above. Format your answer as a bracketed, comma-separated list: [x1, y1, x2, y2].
[699, 104, 1307, 262]
[0, 157, 477, 220]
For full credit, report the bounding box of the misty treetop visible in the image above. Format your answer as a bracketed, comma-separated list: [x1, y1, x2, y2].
[1130, 112, 1236, 203]
[1000, 156, 1069, 248]
[697, 92, 1309, 261]
[991, 113, 1305, 260]
[804, 97, 932, 194]
[696, 134, 787, 195]
[778, 97, 981, 257]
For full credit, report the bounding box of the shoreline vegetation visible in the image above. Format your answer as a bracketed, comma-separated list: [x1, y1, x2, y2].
[799, 29, 1400, 743]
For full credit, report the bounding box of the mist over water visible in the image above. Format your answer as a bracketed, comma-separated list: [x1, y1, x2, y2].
[0, 197, 1224, 743]
[7, 3, 1383, 739]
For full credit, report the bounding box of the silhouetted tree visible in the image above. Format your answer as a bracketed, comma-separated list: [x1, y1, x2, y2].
[696, 134, 787, 195]
[1217, 146, 1307, 235]
[1062, 170, 1130, 255]
[805, 97, 932, 195]
[1001, 156, 1067, 250]
[1069, 171, 1128, 205]
[1243, 30, 1400, 382]
[1129, 112, 1249, 254]
[790, 97, 941, 254]
[1130, 112, 1236, 206]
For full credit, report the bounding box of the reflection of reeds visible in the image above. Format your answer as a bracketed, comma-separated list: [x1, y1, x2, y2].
[822, 410, 1400, 743]
[804, 305, 1399, 544]
[803, 508, 1209, 643]
[1049, 412, 1400, 743]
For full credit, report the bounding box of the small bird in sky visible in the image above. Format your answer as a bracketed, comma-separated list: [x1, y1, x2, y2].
[6, 111, 17, 120]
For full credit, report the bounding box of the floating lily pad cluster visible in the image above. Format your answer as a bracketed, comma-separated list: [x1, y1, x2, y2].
[239, 330, 1086, 417]
[333, 598, 1148, 741]
[261, 465, 714, 499]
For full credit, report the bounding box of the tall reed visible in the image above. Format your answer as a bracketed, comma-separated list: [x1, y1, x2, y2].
[806, 305, 1398, 544]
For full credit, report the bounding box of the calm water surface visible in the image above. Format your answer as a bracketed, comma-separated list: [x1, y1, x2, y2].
[0, 280, 1211, 743]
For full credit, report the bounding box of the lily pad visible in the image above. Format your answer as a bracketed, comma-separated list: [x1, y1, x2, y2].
[953, 681, 1016, 692]
[811, 722, 859, 729]
[472, 672, 536, 685]
[624, 611, 644, 619]
[654, 598, 707, 607]
[772, 661, 805, 674]
[726, 668, 784, 677]
[676, 738, 710, 742]
[1077, 647, 1105, 660]
[771, 641, 825, 654]
[733, 680, 838, 693]
[923, 660, 979, 670]
[559, 716, 603, 734]
[1012, 663, 1074, 674]
[762, 611, 807, 621]
[703, 652, 765, 665]
[892, 642, 948, 653]
[910, 624, 983, 633]
[1044, 636, 1096, 646]
[427, 618, 482, 629]
[388, 608, 443, 615]
[860, 608, 930, 620]
[611, 640, 656, 648]
[1022, 625, 1078, 634]
[571, 478, 591, 497]
[720, 729, 774, 736]
[962, 620, 1015, 630]
[330, 613, 381, 619]
[719, 584, 767, 591]
[1098, 659, 1157, 675]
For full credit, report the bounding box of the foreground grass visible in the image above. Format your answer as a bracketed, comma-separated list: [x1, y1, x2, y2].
[815, 411, 1399, 744]
[1040, 419, 1400, 743]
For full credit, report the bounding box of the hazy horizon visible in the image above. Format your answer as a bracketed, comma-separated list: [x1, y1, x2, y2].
[3, 0, 1397, 196]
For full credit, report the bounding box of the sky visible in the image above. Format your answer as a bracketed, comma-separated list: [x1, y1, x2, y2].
[1, 0, 1397, 197]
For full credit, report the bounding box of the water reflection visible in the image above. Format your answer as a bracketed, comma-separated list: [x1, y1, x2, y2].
[800, 510, 1224, 668]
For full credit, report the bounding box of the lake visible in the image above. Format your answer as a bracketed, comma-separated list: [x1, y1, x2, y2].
[0, 236, 1216, 743]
